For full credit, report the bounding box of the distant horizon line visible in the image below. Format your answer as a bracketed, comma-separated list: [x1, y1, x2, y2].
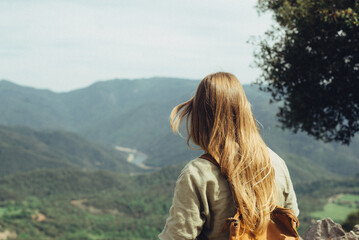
[0, 77, 255, 94]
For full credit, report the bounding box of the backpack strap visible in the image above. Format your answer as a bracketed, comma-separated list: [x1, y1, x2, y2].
[200, 153, 220, 168]
[199, 154, 243, 228]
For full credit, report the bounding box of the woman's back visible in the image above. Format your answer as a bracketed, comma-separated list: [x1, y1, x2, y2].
[159, 148, 299, 240]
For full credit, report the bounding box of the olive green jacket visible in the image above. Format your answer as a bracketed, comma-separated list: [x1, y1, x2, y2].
[159, 148, 299, 240]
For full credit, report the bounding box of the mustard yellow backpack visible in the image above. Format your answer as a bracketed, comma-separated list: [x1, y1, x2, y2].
[200, 153, 300, 240]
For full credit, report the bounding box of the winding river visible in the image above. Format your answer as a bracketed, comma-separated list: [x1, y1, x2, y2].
[115, 146, 155, 170]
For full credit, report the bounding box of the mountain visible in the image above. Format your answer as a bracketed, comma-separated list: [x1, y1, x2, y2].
[1, 79, 358, 184]
[0, 126, 140, 177]
[0, 80, 69, 129]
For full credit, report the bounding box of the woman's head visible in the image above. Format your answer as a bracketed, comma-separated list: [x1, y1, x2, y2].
[170, 72, 277, 234]
[171, 72, 255, 156]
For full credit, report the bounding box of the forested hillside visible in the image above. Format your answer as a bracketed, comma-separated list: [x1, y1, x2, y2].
[0, 166, 182, 239]
[0, 126, 139, 176]
[1, 78, 358, 184]
[0, 164, 357, 239]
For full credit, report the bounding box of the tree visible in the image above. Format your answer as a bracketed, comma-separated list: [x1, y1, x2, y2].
[342, 209, 359, 231]
[254, 0, 359, 144]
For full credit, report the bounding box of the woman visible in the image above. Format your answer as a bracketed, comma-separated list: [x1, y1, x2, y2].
[159, 72, 299, 239]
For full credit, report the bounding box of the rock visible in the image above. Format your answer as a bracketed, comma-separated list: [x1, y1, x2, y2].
[346, 224, 359, 240]
[302, 218, 359, 240]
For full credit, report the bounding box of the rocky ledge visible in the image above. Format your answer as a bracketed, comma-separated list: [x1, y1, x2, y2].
[303, 218, 359, 240]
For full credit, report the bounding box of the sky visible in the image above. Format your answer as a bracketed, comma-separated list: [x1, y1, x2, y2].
[0, 0, 273, 92]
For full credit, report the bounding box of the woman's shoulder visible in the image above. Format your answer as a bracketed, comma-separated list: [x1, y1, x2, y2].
[182, 151, 289, 177]
[176, 156, 228, 192]
[178, 156, 233, 207]
[180, 156, 221, 179]
[268, 147, 291, 175]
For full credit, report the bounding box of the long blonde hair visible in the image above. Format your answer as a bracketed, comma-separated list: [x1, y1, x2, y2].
[170, 72, 276, 234]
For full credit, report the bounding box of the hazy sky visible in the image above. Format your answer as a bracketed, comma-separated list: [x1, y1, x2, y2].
[0, 0, 273, 92]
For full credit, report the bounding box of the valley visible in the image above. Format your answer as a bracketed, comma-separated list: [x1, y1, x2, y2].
[115, 146, 155, 170]
[311, 194, 359, 223]
[0, 78, 358, 239]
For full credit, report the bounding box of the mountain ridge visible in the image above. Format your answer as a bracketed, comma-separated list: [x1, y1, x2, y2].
[1, 78, 358, 184]
[0, 78, 358, 239]
[0, 126, 140, 177]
